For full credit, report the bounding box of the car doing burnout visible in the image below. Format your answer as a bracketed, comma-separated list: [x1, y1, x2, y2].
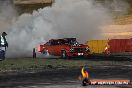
[38, 38, 90, 58]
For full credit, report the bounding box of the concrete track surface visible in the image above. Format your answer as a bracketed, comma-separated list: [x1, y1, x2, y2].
[0, 65, 132, 88]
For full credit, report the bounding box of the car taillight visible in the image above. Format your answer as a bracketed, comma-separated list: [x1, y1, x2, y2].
[37, 46, 41, 52]
[37, 45, 45, 52]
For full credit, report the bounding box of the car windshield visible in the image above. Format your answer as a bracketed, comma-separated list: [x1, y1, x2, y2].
[70, 40, 79, 45]
[64, 38, 79, 45]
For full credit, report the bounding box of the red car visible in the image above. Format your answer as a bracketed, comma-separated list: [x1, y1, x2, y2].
[38, 38, 90, 58]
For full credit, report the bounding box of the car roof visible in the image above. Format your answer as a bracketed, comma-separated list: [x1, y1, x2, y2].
[50, 38, 76, 41]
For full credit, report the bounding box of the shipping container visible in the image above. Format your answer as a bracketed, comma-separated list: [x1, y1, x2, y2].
[108, 39, 132, 53]
[86, 40, 109, 54]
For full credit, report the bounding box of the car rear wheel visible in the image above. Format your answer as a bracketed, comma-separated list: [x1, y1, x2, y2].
[61, 50, 67, 59]
[43, 49, 49, 56]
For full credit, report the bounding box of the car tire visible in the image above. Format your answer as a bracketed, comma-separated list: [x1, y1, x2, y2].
[43, 49, 49, 56]
[61, 50, 67, 59]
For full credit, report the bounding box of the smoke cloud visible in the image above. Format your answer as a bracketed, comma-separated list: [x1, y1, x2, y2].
[0, 0, 129, 57]
[0, 0, 16, 32]
[103, 0, 129, 15]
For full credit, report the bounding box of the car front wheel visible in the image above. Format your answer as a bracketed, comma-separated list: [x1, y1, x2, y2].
[61, 50, 67, 59]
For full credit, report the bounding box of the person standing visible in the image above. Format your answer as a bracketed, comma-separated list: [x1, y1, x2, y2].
[0, 32, 8, 61]
[33, 48, 36, 58]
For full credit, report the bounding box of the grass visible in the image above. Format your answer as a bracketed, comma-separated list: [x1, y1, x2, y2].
[0, 58, 132, 73]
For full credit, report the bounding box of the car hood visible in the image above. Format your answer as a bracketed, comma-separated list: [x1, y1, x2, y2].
[71, 44, 88, 48]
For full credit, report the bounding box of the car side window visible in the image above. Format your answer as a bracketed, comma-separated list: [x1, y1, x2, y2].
[50, 40, 54, 45]
[46, 42, 50, 45]
[50, 40, 57, 45]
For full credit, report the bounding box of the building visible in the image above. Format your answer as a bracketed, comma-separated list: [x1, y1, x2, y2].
[13, 0, 54, 14]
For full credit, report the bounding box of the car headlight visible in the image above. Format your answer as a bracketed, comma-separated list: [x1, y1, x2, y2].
[70, 48, 74, 52]
[86, 47, 90, 51]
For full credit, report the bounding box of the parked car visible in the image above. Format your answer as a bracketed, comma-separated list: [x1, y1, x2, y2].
[38, 38, 90, 58]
